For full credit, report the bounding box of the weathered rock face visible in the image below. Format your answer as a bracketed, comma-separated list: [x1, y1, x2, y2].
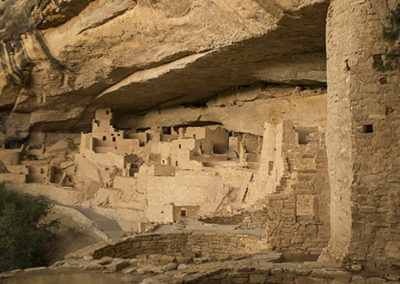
[0, 0, 94, 40]
[0, 0, 328, 137]
[118, 85, 327, 136]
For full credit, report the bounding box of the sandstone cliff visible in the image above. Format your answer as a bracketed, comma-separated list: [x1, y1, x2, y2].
[0, 0, 327, 144]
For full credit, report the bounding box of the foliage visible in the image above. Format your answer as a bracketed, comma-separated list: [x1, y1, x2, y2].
[374, 4, 400, 72]
[0, 183, 59, 272]
[374, 51, 398, 72]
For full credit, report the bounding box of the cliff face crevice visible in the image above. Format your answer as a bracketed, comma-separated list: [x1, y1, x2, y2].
[33, 0, 97, 30]
[0, 0, 98, 40]
[0, 0, 328, 139]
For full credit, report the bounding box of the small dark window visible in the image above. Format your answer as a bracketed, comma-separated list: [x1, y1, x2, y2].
[106, 110, 109, 115]
[362, 124, 374, 133]
[179, 144, 182, 149]
[117, 134, 120, 136]
[193, 134, 196, 139]
[175, 161, 178, 167]
[180, 209, 187, 217]
[103, 136, 106, 141]
[162, 127, 171, 135]
[112, 137, 116, 142]
[40, 168, 44, 174]
[111, 134, 114, 136]
[298, 130, 310, 145]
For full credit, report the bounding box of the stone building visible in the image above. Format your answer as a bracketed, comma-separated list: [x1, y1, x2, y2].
[76, 109, 240, 225]
[83, 108, 141, 156]
[76, 108, 331, 240]
[0, 147, 28, 184]
[0, 146, 55, 184]
[319, 0, 400, 276]
[260, 120, 330, 255]
[76, 108, 141, 186]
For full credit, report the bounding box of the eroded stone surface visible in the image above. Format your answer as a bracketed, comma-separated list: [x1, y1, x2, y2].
[0, 0, 328, 134]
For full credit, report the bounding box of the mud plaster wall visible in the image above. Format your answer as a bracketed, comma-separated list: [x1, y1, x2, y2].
[143, 170, 231, 223]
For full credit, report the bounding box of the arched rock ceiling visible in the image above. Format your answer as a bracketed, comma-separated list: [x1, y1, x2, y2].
[0, 0, 328, 131]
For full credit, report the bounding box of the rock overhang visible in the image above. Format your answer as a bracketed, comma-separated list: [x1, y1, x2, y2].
[0, 0, 328, 132]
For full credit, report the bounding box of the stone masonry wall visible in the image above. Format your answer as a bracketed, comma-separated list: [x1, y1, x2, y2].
[265, 127, 330, 255]
[92, 231, 265, 260]
[199, 208, 267, 228]
[322, 0, 400, 276]
[199, 214, 245, 225]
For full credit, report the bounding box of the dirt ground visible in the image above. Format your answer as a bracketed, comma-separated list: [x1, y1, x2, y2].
[44, 206, 103, 264]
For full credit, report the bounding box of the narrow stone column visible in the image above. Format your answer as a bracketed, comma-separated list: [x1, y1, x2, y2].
[322, 0, 400, 276]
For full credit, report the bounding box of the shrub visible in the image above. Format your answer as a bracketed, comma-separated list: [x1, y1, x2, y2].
[0, 183, 59, 272]
[375, 4, 400, 72]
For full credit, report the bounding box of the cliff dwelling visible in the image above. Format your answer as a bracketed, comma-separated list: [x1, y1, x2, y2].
[0, 0, 399, 283]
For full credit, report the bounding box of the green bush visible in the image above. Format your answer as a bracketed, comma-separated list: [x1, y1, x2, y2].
[375, 4, 400, 72]
[0, 183, 59, 272]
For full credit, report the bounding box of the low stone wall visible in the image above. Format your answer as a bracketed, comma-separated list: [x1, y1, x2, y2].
[266, 193, 328, 255]
[0, 173, 26, 183]
[92, 231, 266, 260]
[240, 208, 268, 229]
[199, 208, 268, 228]
[199, 213, 245, 225]
[32, 231, 397, 284]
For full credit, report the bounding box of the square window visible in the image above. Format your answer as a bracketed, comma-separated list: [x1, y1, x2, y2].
[362, 124, 374, 133]
[297, 130, 310, 145]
